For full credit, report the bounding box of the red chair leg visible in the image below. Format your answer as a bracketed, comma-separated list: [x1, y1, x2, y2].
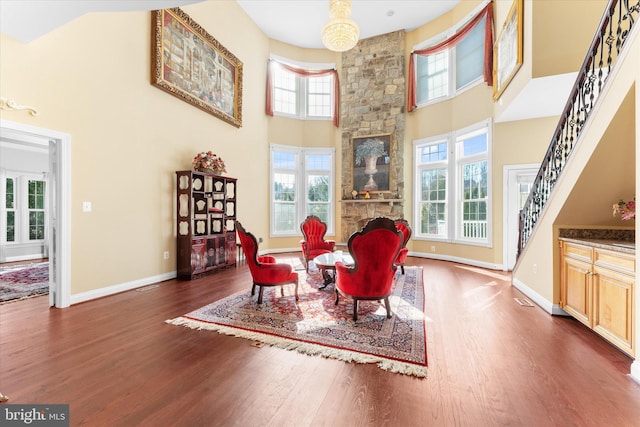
[353, 299, 358, 321]
[257, 286, 265, 304]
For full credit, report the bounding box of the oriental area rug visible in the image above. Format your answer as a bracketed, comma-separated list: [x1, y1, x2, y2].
[0, 262, 49, 303]
[167, 266, 427, 378]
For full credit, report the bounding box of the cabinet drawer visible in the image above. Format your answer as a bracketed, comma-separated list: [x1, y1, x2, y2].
[594, 248, 635, 274]
[563, 242, 593, 262]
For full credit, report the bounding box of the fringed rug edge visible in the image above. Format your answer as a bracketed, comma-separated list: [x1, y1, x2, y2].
[165, 316, 427, 378]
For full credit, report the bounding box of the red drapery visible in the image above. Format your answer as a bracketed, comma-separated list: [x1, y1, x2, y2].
[407, 2, 494, 113]
[265, 59, 340, 127]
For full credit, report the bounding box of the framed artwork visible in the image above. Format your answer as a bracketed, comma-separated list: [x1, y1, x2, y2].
[493, 0, 523, 101]
[151, 8, 243, 128]
[351, 133, 392, 194]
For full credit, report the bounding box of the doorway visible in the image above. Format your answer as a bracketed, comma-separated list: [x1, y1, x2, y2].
[0, 119, 71, 307]
[503, 164, 539, 271]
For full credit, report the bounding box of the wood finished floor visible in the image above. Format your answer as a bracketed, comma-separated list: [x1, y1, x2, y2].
[1, 254, 639, 426]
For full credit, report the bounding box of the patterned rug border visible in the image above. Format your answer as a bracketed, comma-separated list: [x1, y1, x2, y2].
[167, 267, 427, 378]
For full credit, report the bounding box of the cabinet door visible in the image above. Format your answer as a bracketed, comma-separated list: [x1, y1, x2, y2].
[593, 266, 634, 356]
[562, 257, 593, 327]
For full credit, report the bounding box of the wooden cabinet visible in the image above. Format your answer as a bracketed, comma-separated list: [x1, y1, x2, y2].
[176, 171, 237, 279]
[559, 240, 635, 357]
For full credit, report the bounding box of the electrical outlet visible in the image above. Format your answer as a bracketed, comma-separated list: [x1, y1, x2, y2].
[259, 237, 263, 243]
[163, 251, 170, 260]
[431, 246, 436, 252]
[533, 263, 537, 274]
[82, 201, 92, 212]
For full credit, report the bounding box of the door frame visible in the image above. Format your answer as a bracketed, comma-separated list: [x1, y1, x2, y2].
[502, 163, 539, 271]
[1, 119, 71, 307]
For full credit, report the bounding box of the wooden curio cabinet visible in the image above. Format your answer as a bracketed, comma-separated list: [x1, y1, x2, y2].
[176, 171, 237, 279]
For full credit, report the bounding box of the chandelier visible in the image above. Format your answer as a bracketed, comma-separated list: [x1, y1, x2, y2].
[321, 0, 360, 52]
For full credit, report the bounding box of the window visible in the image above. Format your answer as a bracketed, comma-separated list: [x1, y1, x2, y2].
[271, 145, 334, 237]
[28, 179, 46, 240]
[414, 13, 487, 105]
[1, 173, 47, 245]
[5, 177, 15, 242]
[414, 120, 491, 245]
[271, 60, 335, 120]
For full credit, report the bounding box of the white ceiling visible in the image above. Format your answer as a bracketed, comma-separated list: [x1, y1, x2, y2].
[236, 0, 461, 49]
[0, 0, 202, 43]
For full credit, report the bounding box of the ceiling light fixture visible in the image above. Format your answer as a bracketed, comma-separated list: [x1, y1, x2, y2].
[321, 0, 359, 52]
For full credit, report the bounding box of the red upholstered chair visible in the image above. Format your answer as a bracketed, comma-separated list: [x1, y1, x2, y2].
[236, 221, 299, 304]
[334, 217, 403, 321]
[394, 219, 412, 274]
[300, 215, 335, 272]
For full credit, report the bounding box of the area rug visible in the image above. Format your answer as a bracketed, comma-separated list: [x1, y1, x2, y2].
[0, 262, 49, 303]
[167, 266, 427, 377]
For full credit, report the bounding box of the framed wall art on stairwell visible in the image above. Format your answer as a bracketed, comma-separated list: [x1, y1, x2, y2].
[493, 0, 523, 101]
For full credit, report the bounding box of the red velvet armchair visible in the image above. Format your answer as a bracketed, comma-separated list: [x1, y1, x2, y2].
[334, 217, 403, 321]
[236, 221, 299, 304]
[300, 215, 335, 272]
[394, 219, 412, 274]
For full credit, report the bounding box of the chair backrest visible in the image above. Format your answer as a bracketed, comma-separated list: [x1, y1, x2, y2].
[235, 221, 261, 276]
[347, 217, 403, 295]
[394, 219, 412, 248]
[300, 215, 328, 249]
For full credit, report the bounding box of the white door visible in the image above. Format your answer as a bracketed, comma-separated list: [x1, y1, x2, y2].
[503, 165, 538, 271]
[1, 119, 71, 307]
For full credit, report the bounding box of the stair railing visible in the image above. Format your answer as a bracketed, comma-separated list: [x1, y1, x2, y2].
[518, 0, 640, 257]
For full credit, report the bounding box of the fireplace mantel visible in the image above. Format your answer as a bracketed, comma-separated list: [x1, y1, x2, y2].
[340, 198, 403, 207]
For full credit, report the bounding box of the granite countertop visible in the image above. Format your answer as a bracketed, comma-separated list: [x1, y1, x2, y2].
[559, 237, 636, 254]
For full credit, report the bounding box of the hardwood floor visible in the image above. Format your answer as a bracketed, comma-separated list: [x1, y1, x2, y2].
[1, 254, 639, 426]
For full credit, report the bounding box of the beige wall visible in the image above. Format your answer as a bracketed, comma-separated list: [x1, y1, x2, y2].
[0, 2, 271, 293]
[1, 0, 630, 298]
[532, 0, 606, 78]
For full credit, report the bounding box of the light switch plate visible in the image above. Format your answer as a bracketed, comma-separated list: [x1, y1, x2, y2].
[82, 201, 92, 212]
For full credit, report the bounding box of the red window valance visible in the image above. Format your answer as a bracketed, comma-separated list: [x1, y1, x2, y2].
[265, 59, 340, 127]
[407, 2, 494, 113]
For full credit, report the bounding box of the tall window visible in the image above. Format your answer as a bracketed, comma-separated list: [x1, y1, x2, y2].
[28, 179, 46, 240]
[1, 174, 47, 245]
[414, 13, 487, 105]
[271, 145, 334, 236]
[271, 61, 334, 120]
[5, 177, 15, 242]
[414, 120, 491, 245]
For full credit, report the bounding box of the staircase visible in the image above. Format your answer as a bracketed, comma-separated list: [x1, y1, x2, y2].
[518, 0, 640, 257]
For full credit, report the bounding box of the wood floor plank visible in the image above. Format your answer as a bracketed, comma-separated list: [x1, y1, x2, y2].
[1, 255, 640, 426]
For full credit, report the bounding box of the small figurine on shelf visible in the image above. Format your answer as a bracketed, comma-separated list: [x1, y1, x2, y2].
[378, 192, 384, 199]
[364, 192, 371, 199]
[351, 190, 358, 200]
[192, 151, 227, 175]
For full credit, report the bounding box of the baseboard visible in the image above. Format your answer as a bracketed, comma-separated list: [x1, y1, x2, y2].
[511, 277, 565, 315]
[409, 251, 503, 270]
[4, 254, 46, 263]
[630, 361, 640, 384]
[70, 271, 177, 305]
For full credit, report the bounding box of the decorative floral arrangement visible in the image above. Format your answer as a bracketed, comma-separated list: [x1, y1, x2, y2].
[612, 198, 635, 220]
[355, 138, 387, 165]
[192, 151, 227, 174]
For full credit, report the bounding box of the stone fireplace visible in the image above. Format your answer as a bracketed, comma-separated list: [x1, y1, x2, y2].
[339, 31, 406, 241]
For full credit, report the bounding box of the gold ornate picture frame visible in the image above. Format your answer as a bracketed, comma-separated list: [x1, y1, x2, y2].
[493, 0, 523, 101]
[351, 133, 393, 194]
[151, 8, 243, 127]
